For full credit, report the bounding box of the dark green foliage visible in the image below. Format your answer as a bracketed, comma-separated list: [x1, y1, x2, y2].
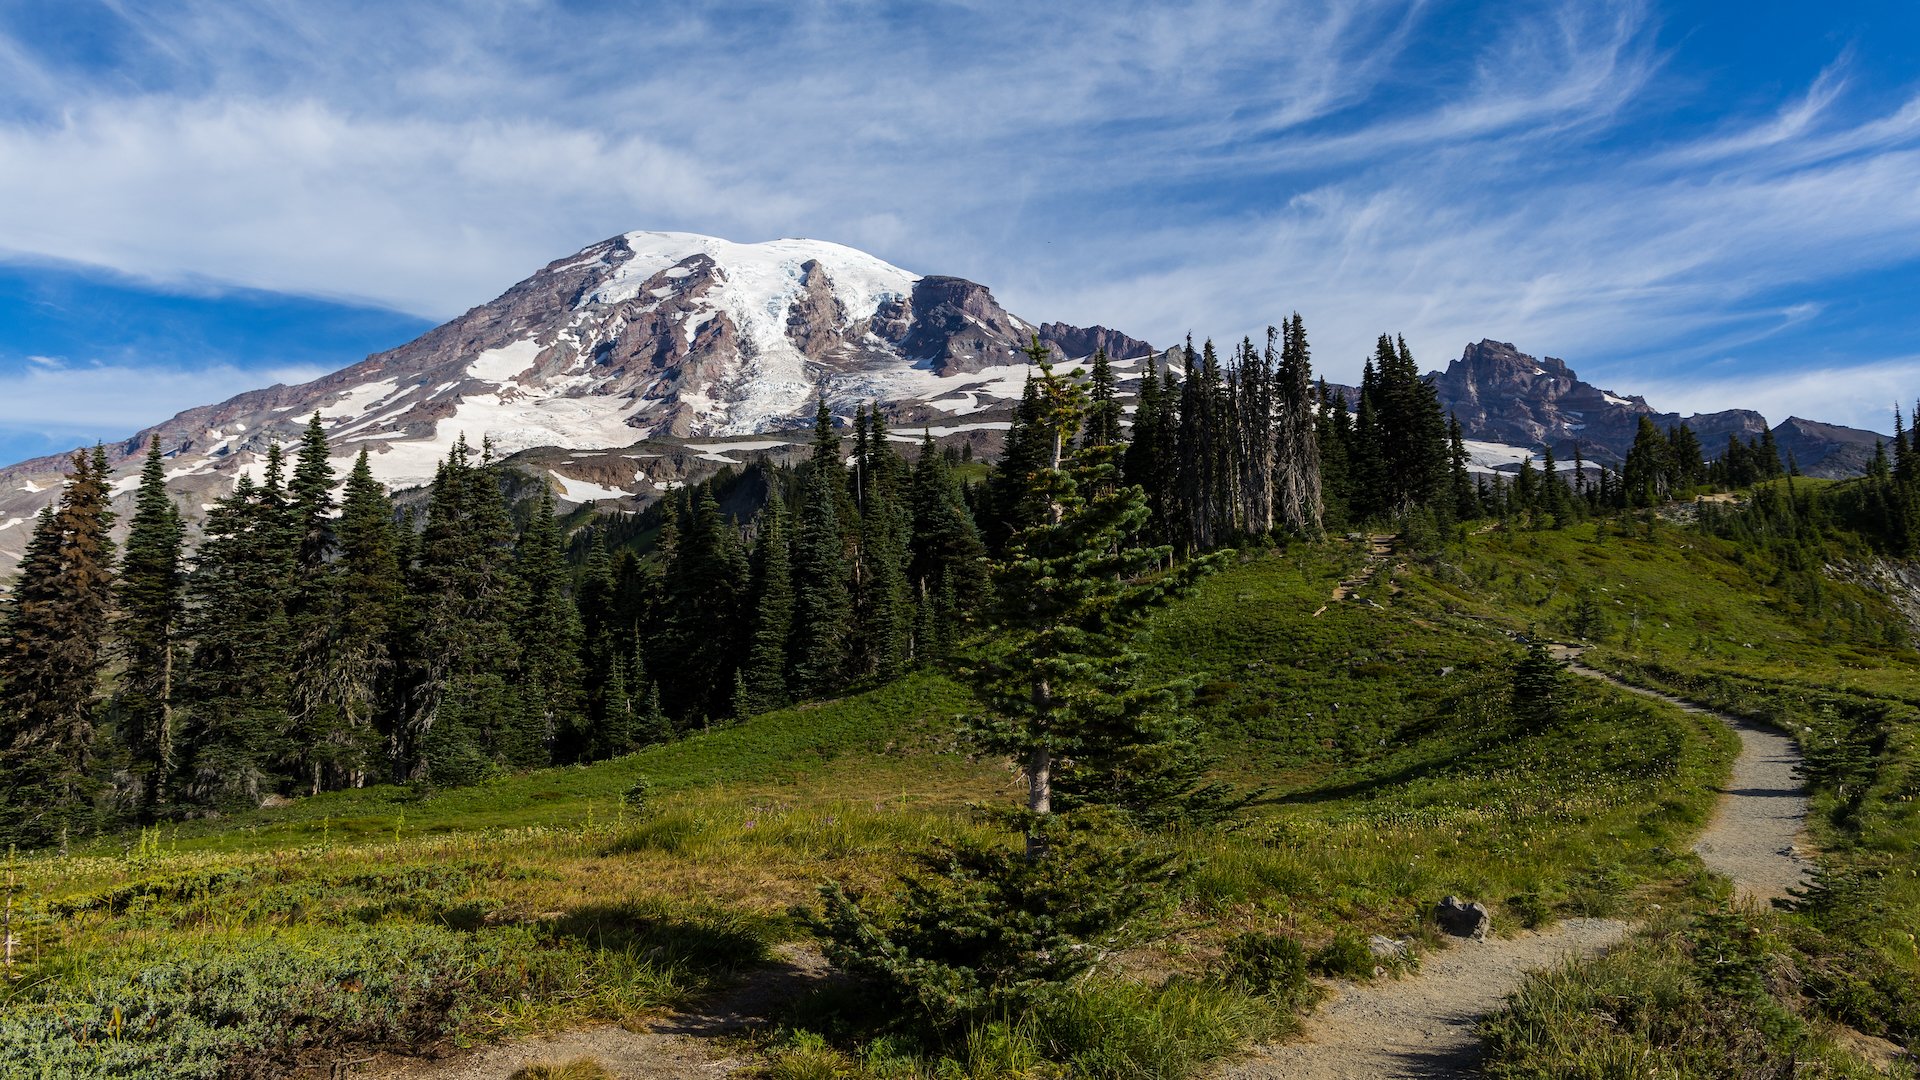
[400, 438, 525, 785]
[113, 436, 186, 819]
[815, 820, 1177, 1031]
[659, 488, 747, 725]
[851, 406, 913, 680]
[962, 341, 1228, 846]
[513, 485, 586, 764]
[320, 450, 404, 786]
[737, 500, 794, 717]
[1218, 931, 1311, 1005]
[0, 448, 117, 845]
[1510, 642, 1565, 730]
[177, 449, 299, 809]
[1309, 930, 1378, 978]
[907, 431, 987, 654]
[790, 400, 853, 697]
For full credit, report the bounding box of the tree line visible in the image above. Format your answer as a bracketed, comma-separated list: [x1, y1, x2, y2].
[0, 314, 1825, 848]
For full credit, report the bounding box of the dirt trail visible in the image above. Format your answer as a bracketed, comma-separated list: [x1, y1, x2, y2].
[1218, 656, 1813, 1079]
[1558, 655, 1814, 903]
[1320, 535, 1398, 614]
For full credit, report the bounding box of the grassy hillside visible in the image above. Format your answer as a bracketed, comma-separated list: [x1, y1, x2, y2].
[1420, 518, 1920, 1078]
[14, 525, 1890, 1078]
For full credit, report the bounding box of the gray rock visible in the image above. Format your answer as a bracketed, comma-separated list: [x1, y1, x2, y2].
[1367, 935, 1409, 960]
[1435, 895, 1491, 940]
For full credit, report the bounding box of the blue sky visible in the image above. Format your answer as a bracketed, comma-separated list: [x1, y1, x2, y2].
[1, 0, 1917, 464]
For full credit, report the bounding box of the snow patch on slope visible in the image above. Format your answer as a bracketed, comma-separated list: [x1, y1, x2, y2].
[549, 472, 633, 504]
[581, 233, 920, 436]
[1463, 440, 1538, 473]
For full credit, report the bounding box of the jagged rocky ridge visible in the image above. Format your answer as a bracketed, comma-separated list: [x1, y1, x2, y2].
[1429, 340, 1888, 477]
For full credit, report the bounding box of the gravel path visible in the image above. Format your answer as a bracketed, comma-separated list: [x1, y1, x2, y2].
[1566, 660, 1814, 902]
[1217, 918, 1631, 1080]
[1216, 657, 1813, 1079]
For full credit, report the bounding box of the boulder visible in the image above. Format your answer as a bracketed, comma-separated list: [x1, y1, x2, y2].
[1435, 895, 1491, 939]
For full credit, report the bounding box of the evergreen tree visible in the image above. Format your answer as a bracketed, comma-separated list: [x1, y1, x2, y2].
[1274, 314, 1323, 534]
[401, 438, 525, 784]
[851, 407, 912, 680]
[1082, 348, 1123, 451]
[1622, 416, 1668, 506]
[0, 449, 117, 845]
[512, 484, 585, 764]
[961, 345, 1224, 854]
[908, 431, 988, 654]
[324, 449, 402, 787]
[576, 532, 623, 744]
[1511, 641, 1565, 730]
[661, 487, 747, 724]
[1348, 359, 1387, 520]
[113, 436, 186, 817]
[790, 400, 853, 697]
[738, 499, 794, 716]
[1447, 417, 1476, 522]
[178, 449, 298, 808]
[284, 417, 342, 794]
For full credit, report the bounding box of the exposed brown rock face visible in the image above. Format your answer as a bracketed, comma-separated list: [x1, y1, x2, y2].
[888, 276, 1039, 375]
[1427, 340, 1855, 469]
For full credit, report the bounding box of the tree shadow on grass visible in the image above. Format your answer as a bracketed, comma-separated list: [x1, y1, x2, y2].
[538, 900, 777, 976]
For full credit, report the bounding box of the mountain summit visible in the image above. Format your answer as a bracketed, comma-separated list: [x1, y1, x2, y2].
[0, 231, 1153, 563]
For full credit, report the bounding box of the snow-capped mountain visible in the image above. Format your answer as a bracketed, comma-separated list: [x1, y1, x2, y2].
[0, 231, 1152, 565]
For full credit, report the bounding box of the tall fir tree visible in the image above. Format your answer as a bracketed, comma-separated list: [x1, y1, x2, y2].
[325, 449, 402, 787]
[284, 416, 343, 794]
[790, 400, 854, 696]
[1275, 314, 1324, 534]
[960, 344, 1224, 854]
[512, 484, 586, 764]
[0, 449, 117, 845]
[402, 438, 525, 784]
[737, 498, 795, 716]
[113, 436, 186, 817]
[852, 406, 912, 679]
[908, 430, 988, 654]
[178, 448, 298, 808]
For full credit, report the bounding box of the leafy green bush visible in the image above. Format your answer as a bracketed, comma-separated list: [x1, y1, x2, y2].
[1219, 931, 1311, 1005]
[814, 820, 1177, 1032]
[1310, 930, 1378, 979]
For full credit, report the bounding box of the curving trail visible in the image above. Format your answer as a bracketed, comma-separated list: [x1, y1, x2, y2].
[1217, 656, 1813, 1080]
[1562, 658, 1814, 903]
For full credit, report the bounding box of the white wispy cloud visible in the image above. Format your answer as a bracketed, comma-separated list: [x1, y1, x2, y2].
[0, 0, 1915, 428]
[0, 360, 327, 434]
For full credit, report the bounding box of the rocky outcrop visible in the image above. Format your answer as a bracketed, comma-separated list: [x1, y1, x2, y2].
[1435, 896, 1491, 940]
[1036, 322, 1156, 363]
[884, 276, 1039, 375]
[1430, 340, 1881, 470]
[1774, 416, 1887, 479]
